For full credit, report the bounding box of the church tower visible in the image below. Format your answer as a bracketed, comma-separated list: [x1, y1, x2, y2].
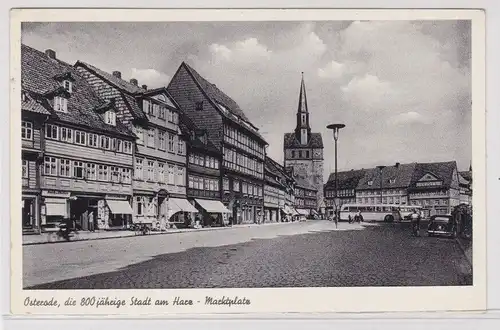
[283, 73, 324, 210]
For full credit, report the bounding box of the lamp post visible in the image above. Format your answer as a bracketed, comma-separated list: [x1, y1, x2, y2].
[376, 165, 386, 204]
[327, 123, 345, 226]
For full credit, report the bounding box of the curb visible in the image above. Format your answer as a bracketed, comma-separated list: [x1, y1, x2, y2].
[22, 221, 295, 246]
[455, 237, 472, 268]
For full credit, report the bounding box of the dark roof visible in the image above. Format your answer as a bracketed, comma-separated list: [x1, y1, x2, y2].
[21, 92, 50, 115]
[357, 163, 417, 190]
[409, 161, 457, 190]
[284, 132, 323, 149]
[75, 61, 146, 94]
[325, 169, 367, 190]
[179, 62, 267, 144]
[178, 111, 220, 155]
[21, 44, 134, 137]
[459, 170, 472, 182]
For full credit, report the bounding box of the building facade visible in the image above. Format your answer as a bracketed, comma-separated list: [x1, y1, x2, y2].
[324, 169, 366, 217]
[22, 45, 136, 233]
[355, 163, 416, 206]
[288, 167, 318, 215]
[167, 62, 268, 224]
[408, 161, 462, 217]
[283, 74, 324, 211]
[75, 62, 195, 230]
[264, 156, 287, 223]
[180, 112, 231, 227]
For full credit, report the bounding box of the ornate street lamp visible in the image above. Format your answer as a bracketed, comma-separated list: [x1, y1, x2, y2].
[327, 123, 346, 226]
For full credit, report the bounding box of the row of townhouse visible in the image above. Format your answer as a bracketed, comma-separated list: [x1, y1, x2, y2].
[323, 161, 473, 218]
[21, 44, 307, 234]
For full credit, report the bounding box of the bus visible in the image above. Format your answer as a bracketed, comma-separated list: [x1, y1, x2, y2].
[339, 204, 422, 223]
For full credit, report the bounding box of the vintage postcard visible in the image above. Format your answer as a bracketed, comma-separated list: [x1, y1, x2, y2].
[10, 8, 486, 315]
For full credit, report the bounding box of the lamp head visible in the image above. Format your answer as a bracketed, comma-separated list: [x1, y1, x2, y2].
[326, 123, 345, 141]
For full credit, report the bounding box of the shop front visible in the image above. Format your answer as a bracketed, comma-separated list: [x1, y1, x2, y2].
[22, 194, 40, 234]
[295, 208, 309, 221]
[106, 197, 133, 229]
[167, 197, 199, 228]
[194, 199, 232, 227]
[41, 191, 70, 231]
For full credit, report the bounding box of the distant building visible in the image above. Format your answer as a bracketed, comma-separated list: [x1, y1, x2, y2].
[356, 163, 416, 206]
[324, 169, 366, 217]
[408, 161, 462, 217]
[167, 62, 268, 224]
[289, 167, 318, 216]
[22, 44, 136, 233]
[458, 169, 472, 205]
[264, 156, 288, 223]
[283, 74, 324, 211]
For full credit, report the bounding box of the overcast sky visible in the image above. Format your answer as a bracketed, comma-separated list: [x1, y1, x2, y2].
[22, 21, 472, 181]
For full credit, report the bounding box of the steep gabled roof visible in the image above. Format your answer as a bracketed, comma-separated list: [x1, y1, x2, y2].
[21, 44, 134, 137]
[325, 169, 367, 191]
[357, 163, 417, 190]
[409, 161, 457, 190]
[459, 170, 472, 183]
[75, 61, 146, 94]
[178, 62, 267, 144]
[284, 132, 323, 149]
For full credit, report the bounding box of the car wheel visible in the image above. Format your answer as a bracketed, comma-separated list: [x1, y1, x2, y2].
[384, 215, 394, 223]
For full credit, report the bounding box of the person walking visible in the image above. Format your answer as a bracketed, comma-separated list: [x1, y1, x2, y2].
[410, 208, 421, 237]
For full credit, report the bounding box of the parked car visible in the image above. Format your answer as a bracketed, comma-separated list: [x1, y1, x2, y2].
[427, 215, 457, 238]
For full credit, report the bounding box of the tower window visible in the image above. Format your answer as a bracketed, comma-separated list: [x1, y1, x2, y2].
[298, 150, 302, 158]
[291, 150, 295, 158]
[301, 114, 306, 125]
[301, 129, 308, 145]
[305, 150, 310, 158]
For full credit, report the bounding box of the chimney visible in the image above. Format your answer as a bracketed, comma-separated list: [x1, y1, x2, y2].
[141, 84, 148, 90]
[395, 162, 400, 167]
[45, 49, 56, 59]
[130, 78, 138, 86]
[112, 71, 122, 79]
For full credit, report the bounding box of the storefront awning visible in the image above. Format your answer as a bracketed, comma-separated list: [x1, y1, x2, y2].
[168, 198, 198, 218]
[107, 200, 133, 215]
[45, 202, 67, 217]
[296, 209, 310, 216]
[311, 209, 319, 215]
[290, 207, 300, 216]
[195, 199, 232, 213]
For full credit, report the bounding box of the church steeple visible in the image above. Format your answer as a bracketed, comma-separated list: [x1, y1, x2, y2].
[295, 72, 311, 145]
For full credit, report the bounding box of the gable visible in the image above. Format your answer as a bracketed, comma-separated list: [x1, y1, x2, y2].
[151, 93, 177, 108]
[416, 172, 442, 187]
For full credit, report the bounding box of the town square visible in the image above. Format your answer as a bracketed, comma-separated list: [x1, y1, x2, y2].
[20, 20, 472, 289]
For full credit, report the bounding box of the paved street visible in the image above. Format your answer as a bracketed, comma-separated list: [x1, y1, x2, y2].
[24, 221, 472, 289]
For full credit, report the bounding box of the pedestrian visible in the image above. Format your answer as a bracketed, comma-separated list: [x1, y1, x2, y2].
[334, 210, 338, 229]
[357, 210, 363, 223]
[229, 216, 234, 227]
[410, 208, 421, 237]
[88, 212, 95, 232]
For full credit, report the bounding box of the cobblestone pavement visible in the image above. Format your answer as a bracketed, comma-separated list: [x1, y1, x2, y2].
[25, 221, 472, 289]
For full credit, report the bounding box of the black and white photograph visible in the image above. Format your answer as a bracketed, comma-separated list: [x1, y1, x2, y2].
[10, 8, 486, 315]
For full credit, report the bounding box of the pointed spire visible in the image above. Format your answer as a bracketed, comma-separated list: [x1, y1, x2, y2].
[295, 72, 311, 145]
[298, 72, 308, 114]
[469, 160, 472, 172]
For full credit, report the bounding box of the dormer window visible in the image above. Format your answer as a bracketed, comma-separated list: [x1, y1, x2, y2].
[54, 96, 68, 113]
[388, 178, 396, 184]
[367, 180, 373, 186]
[21, 91, 28, 102]
[104, 110, 116, 126]
[63, 80, 72, 93]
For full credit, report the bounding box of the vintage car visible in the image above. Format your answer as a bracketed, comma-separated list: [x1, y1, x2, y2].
[427, 215, 457, 238]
